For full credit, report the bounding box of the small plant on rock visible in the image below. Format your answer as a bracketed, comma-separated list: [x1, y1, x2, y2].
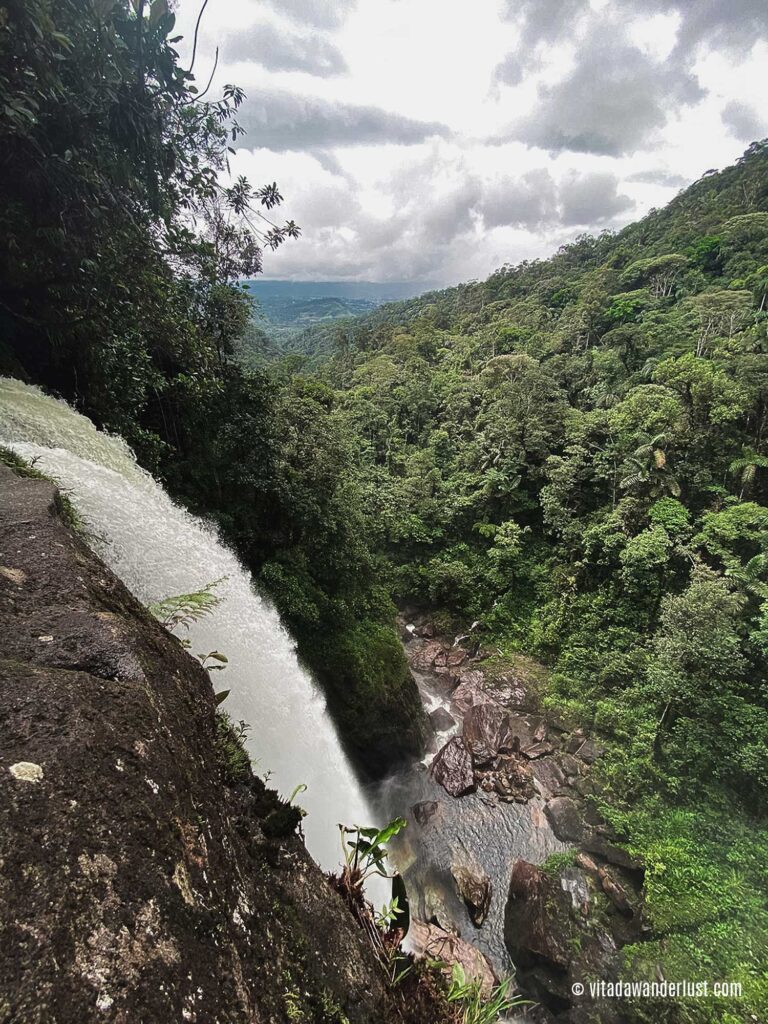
[446, 964, 524, 1024]
[148, 578, 226, 631]
[337, 817, 407, 898]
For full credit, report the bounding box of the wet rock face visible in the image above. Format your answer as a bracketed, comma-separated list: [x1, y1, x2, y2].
[408, 920, 496, 998]
[462, 703, 514, 765]
[412, 800, 439, 826]
[431, 737, 475, 796]
[503, 859, 639, 1022]
[0, 467, 402, 1024]
[451, 866, 492, 927]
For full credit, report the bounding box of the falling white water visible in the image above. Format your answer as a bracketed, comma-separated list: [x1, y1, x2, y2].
[0, 377, 379, 872]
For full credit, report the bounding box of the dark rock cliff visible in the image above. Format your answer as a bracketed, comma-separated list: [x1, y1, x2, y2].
[0, 465, 404, 1023]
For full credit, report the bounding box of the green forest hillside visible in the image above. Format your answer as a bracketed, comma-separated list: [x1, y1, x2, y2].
[292, 143, 768, 1021]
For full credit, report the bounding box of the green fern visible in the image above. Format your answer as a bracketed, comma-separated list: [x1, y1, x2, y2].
[148, 577, 226, 631]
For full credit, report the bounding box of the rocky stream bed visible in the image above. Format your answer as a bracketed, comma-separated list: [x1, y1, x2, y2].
[377, 615, 649, 1023]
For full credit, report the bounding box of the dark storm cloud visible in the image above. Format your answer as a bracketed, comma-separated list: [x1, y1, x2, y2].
[627, 169, 690, 188]
[225, 22, 347, 76]
[559, 171, 634, 225]
[478, 169, 558, 229]
[476, 170, 633, 230]
[508, 33, 703, 156]
[721, 100, 767, 143]
[237, 91, 449, 151]
[261, 0, 357, 30]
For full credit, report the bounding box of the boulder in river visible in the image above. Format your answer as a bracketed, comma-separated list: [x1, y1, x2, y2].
[444, 647, 468, 668]
[544, 796, 586, 843]
[507, 713, 547, 754]
[429, 706, 456, 733]
[504, 858, 632, 1021]
[431, 736, 475, 796]
[462, 702, 514, 765]
[451, 865, 492, 927]
[530, 756, 568, 798]
[409, 920, 497, 998]
[521, 740, 553, 759]
[409, 640, 446, 672]
[451, 671, 492, 714]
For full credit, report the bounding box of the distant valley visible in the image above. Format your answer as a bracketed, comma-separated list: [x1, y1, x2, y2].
[240, 279, 433, 362]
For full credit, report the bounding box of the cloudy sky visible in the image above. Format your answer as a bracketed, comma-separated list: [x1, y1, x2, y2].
[174, 0, 768, 286]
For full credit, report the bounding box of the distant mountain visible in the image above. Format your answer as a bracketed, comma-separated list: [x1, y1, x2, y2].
[243, 280, 433, 302]
[238, 280, 436, 363]
[251, 294, 378, 329]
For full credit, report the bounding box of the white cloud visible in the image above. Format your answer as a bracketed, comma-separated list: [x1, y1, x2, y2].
[170, 0, 768, 284]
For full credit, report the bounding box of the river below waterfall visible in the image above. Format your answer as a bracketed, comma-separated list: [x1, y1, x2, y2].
[377, 627, 568, 978]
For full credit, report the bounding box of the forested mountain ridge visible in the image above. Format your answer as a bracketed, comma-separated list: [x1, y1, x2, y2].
[287, 142, 768, 1021]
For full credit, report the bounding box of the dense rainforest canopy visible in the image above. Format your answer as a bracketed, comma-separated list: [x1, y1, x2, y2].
[285, 143, 768, 1022]
[1, 1, 768, 1020]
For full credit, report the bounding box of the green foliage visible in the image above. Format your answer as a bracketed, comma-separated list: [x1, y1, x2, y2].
[374, 895, 405, 931]
[539, 850, 578, 875]
[4, 20, 768, 1013]
[0, 446, 48, 480]
[605, 798, 768, 1024]
[338, 817, 407, 894]
[445, 965, 523, 1024]
[268, 143, 768, 1022]
[647, 497, 690, 534]
[215, 711, 251, 784]
[148, 579, 224, 631]
[0, 0, 297, 435]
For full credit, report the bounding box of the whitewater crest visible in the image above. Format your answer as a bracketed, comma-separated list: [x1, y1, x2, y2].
[0, 377, 376, 869]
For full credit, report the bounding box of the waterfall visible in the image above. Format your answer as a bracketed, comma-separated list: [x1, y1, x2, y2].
[0, 377, 378, 872]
